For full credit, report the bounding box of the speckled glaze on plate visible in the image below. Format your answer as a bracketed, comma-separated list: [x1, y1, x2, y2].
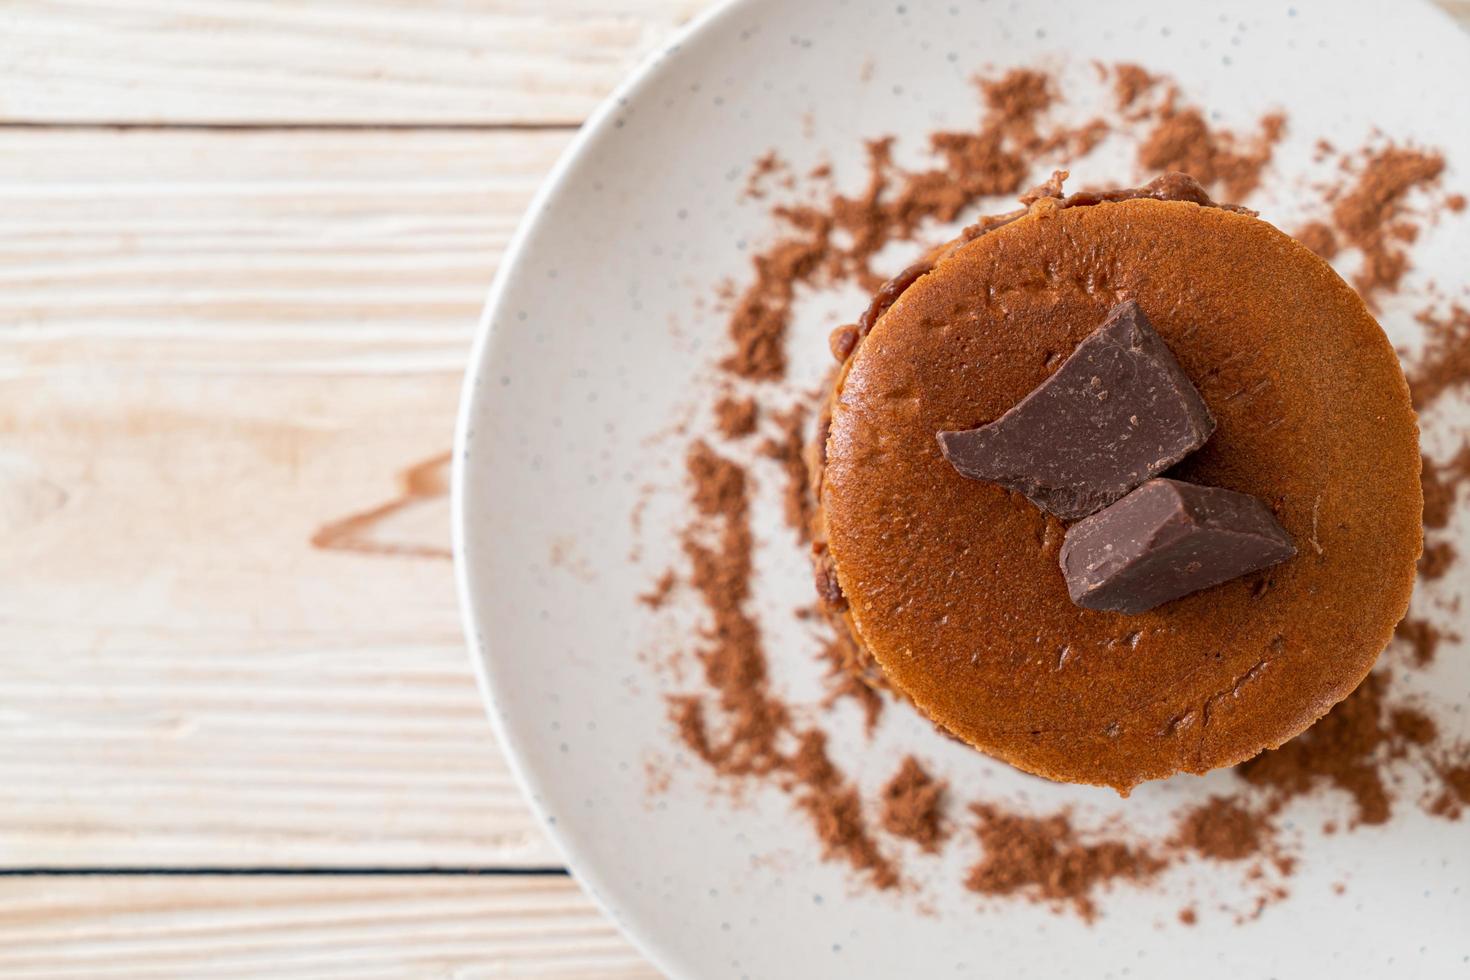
[454, 1, 1470, 976]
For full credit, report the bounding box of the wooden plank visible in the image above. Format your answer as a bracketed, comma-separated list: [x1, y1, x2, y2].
[0, 372, 561, 868]
[0, 128, 571, 867]
[0, 875, 657, 979]
[0, 0, 703, 126]
[1440, 0, 1470, 23]
[0, 128, 568, 349]
[0, 2, 1463, 127]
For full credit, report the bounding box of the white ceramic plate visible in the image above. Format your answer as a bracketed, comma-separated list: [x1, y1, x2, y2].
[455, 1, 1470, 976]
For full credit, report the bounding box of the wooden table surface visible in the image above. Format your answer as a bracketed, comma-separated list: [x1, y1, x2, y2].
[2, 2, 1465, 976]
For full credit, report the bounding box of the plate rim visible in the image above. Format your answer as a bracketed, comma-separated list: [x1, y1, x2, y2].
[451, 0, 753, 975]
[451, 1, 1469, 976]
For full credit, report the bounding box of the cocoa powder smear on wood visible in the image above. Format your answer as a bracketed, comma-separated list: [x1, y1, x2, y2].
[650, 61, 1469, 923]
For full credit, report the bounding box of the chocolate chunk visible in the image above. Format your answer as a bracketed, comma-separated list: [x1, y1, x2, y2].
[938, 300, 1215, 520]
[829, 323, 860, 362]
[812, 545, 848, 612]
[1060, 479, 1296, 614]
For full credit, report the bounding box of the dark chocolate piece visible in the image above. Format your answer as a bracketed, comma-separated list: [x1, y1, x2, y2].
[1060, 478, 1296, 614]
[812, 546, 848, 612]
[938, 300, 1215, 520]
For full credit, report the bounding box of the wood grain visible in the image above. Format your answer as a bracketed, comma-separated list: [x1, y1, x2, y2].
[0, 128, 567, 348]
[0, 0, 1463, 128]
[0, 875, 656, 978]
[0, 0, 703, 126]
[0, 129, 571, 868]
[1441, 0, 1470, 23]
[1, 2, 1466, 975]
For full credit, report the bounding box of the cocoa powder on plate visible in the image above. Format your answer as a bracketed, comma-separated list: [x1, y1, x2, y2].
[964, 804, 1166, 923]
[1421, 453, 1461, 529]
[879, 757, 948, 853]
[720, 67, 1103, 379]
[1330, 147, 1445, 303]
[1429, 764, 1470, 819]
[1111, 63, 1159, 111]
[1173, 796, 1274, 862]
[649, 60, 1470, 924]
[1293, 220, 1340, 259]
[673, 441, 899, 887]
[815, 632, 884, 732]
[1409, 305, 1470, 410]
[1136, 93, 1285, 201]
[1237, 673, 1396, 827]
[1418, 540, 1456, 580]
[638, 569, 676, 610]
[673, 442, 787, 778]
[713, 394, 759, 439]
[759, 402, 814, 543]
[789, 729, 900, 889]
[1395, 617, 1454, 668]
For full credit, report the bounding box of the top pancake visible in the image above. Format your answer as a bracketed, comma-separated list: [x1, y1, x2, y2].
[819, 197, 1421, 792]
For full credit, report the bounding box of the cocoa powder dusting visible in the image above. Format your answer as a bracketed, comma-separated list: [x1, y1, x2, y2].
[879, 757, 948, 852]
[743, 150, 791, 201]
[787, 727, 841, 787]
[978, 69, 1053, 146]
[964, 805, 1166, 923]
[1395, 617, 1453, 668]
[1389, 707, 1438, 748]
[760, 403, 814, 543]
[1237, 674, 1395, 826]
[1136, 88, 1284, 201]
[1408, 305, 1470, 410]
[674, 442, 787, 777]
[673, 442, 896, 887]
[799, 786, 901, 889]
[1173, 796, 1273, 862]
[1418, 540, 1456, 580]
[1428, 764, 1470, 819]
[1421, 453, 1460, 529]
[721, 235, 828, 380]
[1330, 147, 1445, 303]
[1293, 220, 1340, 260]
[1112, 63, 1159, 110]
[790, 730, 900, 889]
[638, 569, 676, 609]
[1412, 443, 1468, 585]
[721, 67, 1102, 378]
[650, 60, 1469, 926]
[816, 633, 884, 731]
[713, 394, 758, 439]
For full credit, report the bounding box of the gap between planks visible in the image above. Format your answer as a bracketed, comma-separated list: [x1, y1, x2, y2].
[0, 868, 569, 877]
[0, 122, 579, 133]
